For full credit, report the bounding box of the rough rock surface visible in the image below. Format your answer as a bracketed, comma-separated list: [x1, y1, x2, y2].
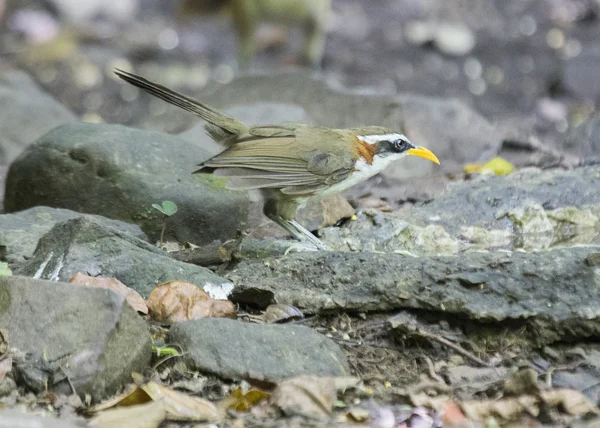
[227, 247, 600, 344]
[14, 216, 231, 298]
[0, 276, 151, 402]
[4, 122, 249, 245]
[0, 71, 76, 166]
[398, 165, 600, 235]
[0, 206, 146, 265]
[167, 318, 350, 382]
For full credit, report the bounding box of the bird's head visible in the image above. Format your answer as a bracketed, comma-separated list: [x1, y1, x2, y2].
[357, 132, 440, 165]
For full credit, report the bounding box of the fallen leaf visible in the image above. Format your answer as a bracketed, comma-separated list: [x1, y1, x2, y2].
[147, 280, 235, 322]
[270, 375, 336, 419]
[88, 385, 151, 413]
[69, 273, 147, 314]
[540, 389, 599, 416]
[89, 379, 222, 422]
[220, 387, 270, 412]
[262, 304, 303, 323]
[461, 395, 540, 421]
[141, 380, 223, 421]
[464, 157, 514, 176]
[90, 400, 166, 428]
[441, 401, 467, 426]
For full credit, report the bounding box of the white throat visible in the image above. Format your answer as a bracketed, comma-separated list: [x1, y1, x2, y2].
[319, 152, 407, 197]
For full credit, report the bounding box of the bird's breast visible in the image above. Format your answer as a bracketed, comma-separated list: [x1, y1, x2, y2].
[318, 155, 398, 197]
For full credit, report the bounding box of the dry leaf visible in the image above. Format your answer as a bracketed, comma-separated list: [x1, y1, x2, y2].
[140, 380, 223, 421]
[220, 387, 270, 412]
[441, 401, 467, 426]
[147, 280, 235, 322]
[262, 304, 303, 323]
[90, 400, 166, 428]
[541, 389, 599, 416]
[461, 395, 540, 421]
[88, 385, 151, 414]
[271, 375, 336, 419]
[69, 273, 147, 314]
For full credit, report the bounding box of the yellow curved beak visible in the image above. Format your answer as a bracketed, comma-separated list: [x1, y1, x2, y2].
[407, 146, 440, 165]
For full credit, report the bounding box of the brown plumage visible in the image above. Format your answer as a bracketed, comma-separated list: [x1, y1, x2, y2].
[115, 70, 440, 250]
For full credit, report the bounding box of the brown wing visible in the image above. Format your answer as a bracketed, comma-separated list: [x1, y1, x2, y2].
[200, 129, 356, 194]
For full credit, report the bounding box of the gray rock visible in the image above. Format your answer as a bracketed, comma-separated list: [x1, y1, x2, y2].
[320, 209, 463, 255]
[0, 206, 146, 265]
[198, 72, 502, 177]
[4, 122, 249, 245]
[0, 409, 86, 428]
[398, 165, 600, 235]
[14, 216, 232, 298]
[227, 246, 600, 344]
[0, 71, 76, 166]
[568, 112, 600, 163]
[167, 318, 349, 382]
[565, 51, 600, 103]
[0, 276, 151, 403]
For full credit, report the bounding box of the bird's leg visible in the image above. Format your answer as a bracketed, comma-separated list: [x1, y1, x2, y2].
[270, 216, 328, 251]
[269, 216, 328, 251]
[263, 197, 328, 251]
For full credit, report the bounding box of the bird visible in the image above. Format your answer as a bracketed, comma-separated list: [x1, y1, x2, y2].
[176, 0, 330, 70]
[115, 70, 440, 250]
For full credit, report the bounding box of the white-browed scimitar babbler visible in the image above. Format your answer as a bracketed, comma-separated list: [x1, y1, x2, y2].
[116, 70, 440, 250]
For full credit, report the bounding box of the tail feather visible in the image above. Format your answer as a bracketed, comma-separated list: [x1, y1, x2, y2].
[115, 69, 246, 136]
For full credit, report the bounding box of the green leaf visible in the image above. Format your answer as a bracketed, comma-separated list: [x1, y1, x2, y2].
[152, 203, 166, 215]
[153, 201, 178, 217]
[0, 262, 12, 277]
[152, 345, 181, 357]
[160, 201, 178, 217]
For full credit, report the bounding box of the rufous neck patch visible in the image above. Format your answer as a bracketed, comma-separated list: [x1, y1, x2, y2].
[352, 136, 378, 165]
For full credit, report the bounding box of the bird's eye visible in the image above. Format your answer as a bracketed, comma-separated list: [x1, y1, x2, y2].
[394, 139, 407, 151]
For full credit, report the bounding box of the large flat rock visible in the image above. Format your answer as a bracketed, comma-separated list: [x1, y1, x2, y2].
[167, 318, 350, 382]
[227, 247, 600, 344]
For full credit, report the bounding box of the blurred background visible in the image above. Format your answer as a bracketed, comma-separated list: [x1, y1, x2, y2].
[0, 0, 599, 195]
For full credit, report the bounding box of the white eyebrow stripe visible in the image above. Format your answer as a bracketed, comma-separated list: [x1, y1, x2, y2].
[357, 133, 406, 145]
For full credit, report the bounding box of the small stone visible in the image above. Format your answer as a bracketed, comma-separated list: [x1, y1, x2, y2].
[586, 253, 600, 267]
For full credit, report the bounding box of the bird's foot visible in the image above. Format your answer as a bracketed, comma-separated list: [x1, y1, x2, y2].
[283, 241, 323, 255]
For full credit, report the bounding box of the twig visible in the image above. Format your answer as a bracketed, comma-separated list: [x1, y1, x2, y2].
[419, 330, 494, 368]
[423, 356, 444, 383]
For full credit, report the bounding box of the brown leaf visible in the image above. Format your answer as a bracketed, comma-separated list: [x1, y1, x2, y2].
[540, 389, 599, 416]
[69, 273, 148, 314]
[147, 280, 235, 322]
[262, 304, 303, 323]
[88, 385, 151, 414]
[270, 375, 336, 419]
[220, 387, 270, 412]
[90, 400, 166, 428]
[461, 395, 540, 421]
[140, 380, 223, 421]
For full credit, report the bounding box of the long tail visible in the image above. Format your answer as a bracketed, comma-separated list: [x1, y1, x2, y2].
[114, 69, 246, 136]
